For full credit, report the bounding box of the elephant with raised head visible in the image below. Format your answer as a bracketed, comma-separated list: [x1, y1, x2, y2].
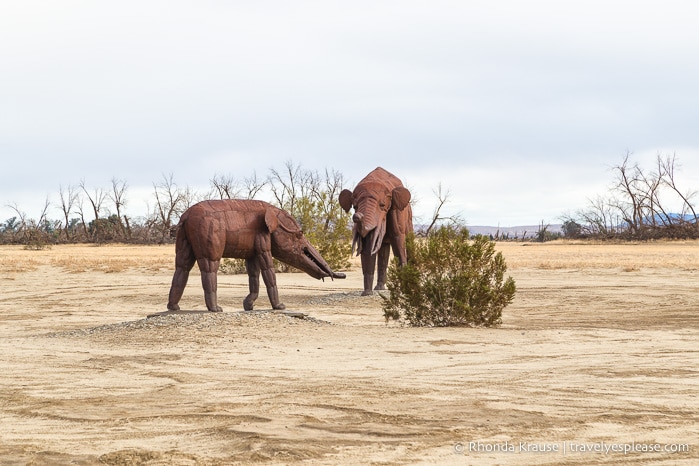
[167, 199, 345, 312]
[339, 167, 413, 295]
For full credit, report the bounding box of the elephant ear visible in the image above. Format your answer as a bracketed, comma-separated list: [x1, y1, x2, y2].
[264, 208, 279, 233]
[339, 189, 353, 213]
[277, 210, 303, 234]
[392, 186, 411, 210]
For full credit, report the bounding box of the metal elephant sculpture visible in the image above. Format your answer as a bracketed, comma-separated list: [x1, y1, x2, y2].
[167, 199, 345, 312]
[339, 167, 413, 295]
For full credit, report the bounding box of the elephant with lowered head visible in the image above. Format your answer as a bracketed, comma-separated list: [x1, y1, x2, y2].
[339, 167, 413, 295]
[167, 199, 345, 312]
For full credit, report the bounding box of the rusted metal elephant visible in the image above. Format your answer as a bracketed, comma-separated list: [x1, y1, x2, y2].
[167, 199, 345, 312]
[339, 167, 413, 295]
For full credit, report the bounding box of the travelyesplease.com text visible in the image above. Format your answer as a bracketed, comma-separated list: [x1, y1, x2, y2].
[455, 441, 690, 455]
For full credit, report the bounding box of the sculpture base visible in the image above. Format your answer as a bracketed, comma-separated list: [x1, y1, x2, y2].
[147, 309, 308, 319]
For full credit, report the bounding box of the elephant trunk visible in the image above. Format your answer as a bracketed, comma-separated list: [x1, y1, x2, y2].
[351, 218, 386, 257]
[351, 197, 387, 256]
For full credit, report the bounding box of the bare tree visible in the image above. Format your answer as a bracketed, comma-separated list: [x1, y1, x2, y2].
[210, 173, 242, 200]
[74, 193, 89, 240]
[611, 152, 646, 235]
[609, 152, 672, 234]
[37, 197, 51, 233]
[268, 160, 317, 216]
[644, 157, 669, 227]
[243, 171, 267, 199]
[610, 152, 699, 237]
[180, 184, 200, 210]
[416, 183, 463, 237]
[210, 172, 267, 201]
[79, 180, 106, 241]
[574, 152, 698, 239]
[152, 173, 186, 242]
[422, 183, 461, 236]
[658, 153, 698, 222]
[315, 168, 346, 232]
[6, 203, 28, 242]
[577, 195, 620, 237]
[58, 184, 78, 240]
[108, 178, 129, 240]
[6, 198, 52, 244]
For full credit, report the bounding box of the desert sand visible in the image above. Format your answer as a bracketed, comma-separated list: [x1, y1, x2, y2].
[0, 241, 697, 465]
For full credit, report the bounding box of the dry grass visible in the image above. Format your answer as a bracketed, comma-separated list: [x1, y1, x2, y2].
[0, 244, 174, 275]
[2, 257, 41, 273]
[2, 239, 699, 276]
[496, 239, 699, 270]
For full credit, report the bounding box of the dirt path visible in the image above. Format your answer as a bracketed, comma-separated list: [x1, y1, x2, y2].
[0, 243, 697, 465]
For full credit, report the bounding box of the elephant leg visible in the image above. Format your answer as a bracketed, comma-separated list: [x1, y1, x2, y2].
[243, 258, 260, 311]
[167, 248, 196, 311]
[360, 248, 377, 296]
[374, 243, 391, 291]
[391, 233, 408, 266]
[258, 252, 285, 310]
[198, 257, 222, 312]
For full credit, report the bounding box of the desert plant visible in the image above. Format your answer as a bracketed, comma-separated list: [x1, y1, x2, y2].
[382, 226, 516, 327]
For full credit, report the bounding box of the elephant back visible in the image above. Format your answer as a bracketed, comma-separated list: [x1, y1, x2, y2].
[359, 167, 405, 190]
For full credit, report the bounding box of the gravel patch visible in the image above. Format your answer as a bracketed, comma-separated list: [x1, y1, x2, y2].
[304, 290, 388, 306]
[46, 310, 332, 340]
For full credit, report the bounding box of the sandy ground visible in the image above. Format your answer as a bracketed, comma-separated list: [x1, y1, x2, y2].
[0, 241, 697, 465]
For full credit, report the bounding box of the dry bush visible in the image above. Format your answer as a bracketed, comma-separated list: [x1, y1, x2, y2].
[383, 228, 516, 327]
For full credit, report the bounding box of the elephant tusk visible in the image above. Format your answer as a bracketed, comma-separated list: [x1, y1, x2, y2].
[370, 220, 387, 256]
[352, 226, 362, 256]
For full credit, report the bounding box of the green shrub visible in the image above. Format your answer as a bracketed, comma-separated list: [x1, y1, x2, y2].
[293, 194, 352, 272]
[382, 226, 516, 327]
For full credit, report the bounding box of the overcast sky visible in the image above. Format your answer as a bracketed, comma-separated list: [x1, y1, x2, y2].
[2, 1, 699, 226]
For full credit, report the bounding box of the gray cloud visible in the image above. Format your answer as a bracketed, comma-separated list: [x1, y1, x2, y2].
[2, 1, 699, 224]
